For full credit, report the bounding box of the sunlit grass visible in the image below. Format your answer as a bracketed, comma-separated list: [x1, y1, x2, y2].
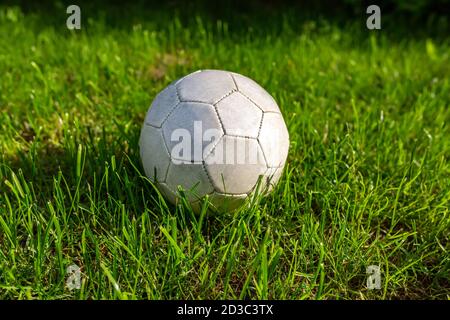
[0, 3, 449, 299]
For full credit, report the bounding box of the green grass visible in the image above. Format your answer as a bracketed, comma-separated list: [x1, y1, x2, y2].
[0, 2, 449, 299]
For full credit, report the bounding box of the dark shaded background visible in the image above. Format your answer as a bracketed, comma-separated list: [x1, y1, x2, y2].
[2, 0, 449, 36]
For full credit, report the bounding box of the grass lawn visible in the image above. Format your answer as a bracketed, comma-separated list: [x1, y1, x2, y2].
[0, 2, 449, 299]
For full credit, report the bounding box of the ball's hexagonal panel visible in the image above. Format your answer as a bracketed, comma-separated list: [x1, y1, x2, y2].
[231, 73, 280, 113]
[264, 166, 284, 193]
[205, 136, 267, 194]
[258, 113, 289, 168]
[165, 162, 214, 202]
[208, 192, 247, 212]
[162, 102, 223, 162]
[144, 84, 179, 128]
[139, 125, 170, 182]
[216, 92, 263, 138]
[177, 70, 236, 104]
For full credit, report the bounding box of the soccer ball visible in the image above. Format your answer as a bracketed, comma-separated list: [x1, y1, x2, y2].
[139, 70, 289, 212]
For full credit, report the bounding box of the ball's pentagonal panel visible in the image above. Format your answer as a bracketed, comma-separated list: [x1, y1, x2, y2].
[144, 84, 179, 128]
[258, 113, 289, 168]
[208, 192, 247, 212]
[264, 166, 284, 193]
[139, 125, 170, 182]
[216, 92, 263, 138]
[177, 70, 236, 104]
[204, 136, 267, 194]
[162, 102, 223, 162]
[231, 73, 280, 113]
[165, 162, 214, 202]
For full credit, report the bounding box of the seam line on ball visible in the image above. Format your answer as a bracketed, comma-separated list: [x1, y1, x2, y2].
[229, 72, 239, 91]
[235, 90, 264, 112]
[212, 105, 225, 133]
[256, 139, 269, 168]
[224, 134, 256, 140]
[213, 88, 237, 105]
[201, 160, 215, 190]
[144, 122, 161, 129]
[257, 112, 264, 138]
[160, 101, 182, 127]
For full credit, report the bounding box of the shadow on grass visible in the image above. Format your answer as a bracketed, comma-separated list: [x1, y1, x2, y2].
[1, 119, 235, 240]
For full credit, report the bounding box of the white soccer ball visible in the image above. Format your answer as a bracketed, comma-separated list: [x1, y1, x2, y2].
[139, 69, 289, 212]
